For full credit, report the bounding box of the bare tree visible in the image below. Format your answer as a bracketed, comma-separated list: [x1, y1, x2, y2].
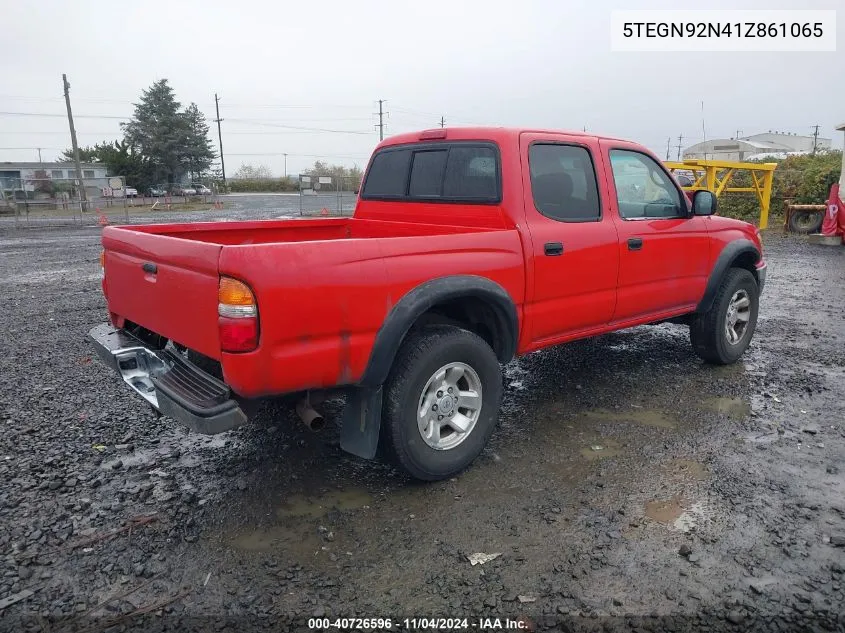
[233, 164, 273, 179]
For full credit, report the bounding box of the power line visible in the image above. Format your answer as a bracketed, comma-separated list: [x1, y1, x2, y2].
[226, 118, 373, 135]
[0, 110, 129, 120]
[227, 152, 370, 159]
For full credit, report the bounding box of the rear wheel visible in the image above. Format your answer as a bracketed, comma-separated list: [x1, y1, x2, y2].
[381, 325, 502, 481]
[690, 268, 759, 364]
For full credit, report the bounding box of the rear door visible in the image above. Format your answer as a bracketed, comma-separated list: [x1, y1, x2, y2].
[599, 141, 711, 322]
[102, 227, 223, 359]
[520, 132, 620, 347]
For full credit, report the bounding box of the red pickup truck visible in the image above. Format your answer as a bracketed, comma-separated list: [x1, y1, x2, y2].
[90, 127, 766, 480]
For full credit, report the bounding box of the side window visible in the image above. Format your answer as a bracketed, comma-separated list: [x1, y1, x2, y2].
[609, 150, 684, 219]
[361, 149, 411, 198]
[443, 146, 498, 200]
[408, 150, 447, 197]
[528, 144, 601, 222]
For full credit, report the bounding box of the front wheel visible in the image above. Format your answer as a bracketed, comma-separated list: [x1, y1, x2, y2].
[690, 268, 759, 364]
[381, 325, 503, 481]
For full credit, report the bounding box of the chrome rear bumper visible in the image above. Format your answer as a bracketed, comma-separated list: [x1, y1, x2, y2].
[89, 323, 247, 434]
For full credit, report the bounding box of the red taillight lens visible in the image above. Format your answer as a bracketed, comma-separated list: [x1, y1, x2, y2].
[218, 276, 258, 353]
[218, 316, 258, 352]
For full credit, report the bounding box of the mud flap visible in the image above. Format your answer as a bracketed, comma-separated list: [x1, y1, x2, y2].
[340, 386, 382, 459]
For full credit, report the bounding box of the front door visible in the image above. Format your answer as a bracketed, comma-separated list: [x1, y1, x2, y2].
[520, 133, 620, 349]
[599, 141, 711, 323]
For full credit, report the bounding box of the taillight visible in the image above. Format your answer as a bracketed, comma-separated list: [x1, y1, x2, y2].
[218, 277, 258, 352]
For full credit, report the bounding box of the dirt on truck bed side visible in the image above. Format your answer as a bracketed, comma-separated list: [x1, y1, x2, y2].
[0, 226, 843, 632]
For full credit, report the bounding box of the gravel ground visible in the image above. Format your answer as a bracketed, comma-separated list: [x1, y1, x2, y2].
[0, 225, 843, 632]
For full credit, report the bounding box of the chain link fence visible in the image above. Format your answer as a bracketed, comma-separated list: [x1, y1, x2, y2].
[298, 174, 359, 217]
[0, 174, 363, 229]
[0, 176, 222, 228]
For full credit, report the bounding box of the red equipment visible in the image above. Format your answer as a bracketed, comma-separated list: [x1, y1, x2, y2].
[821, 182, 844, 239]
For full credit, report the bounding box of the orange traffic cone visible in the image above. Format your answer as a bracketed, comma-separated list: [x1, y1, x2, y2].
[320, 207, 329, 216]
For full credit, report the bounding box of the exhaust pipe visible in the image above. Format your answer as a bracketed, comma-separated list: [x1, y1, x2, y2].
[296, 398, 325, 431]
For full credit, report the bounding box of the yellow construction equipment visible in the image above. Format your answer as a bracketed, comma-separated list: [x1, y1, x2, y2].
[664, 159, 777, 229]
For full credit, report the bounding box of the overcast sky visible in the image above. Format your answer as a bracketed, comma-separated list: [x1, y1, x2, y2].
[1, 0, 842, 177]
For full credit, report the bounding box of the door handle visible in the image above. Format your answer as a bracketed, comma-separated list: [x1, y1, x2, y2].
[544, 242, 564, 256]
[627, 238, 643, 251]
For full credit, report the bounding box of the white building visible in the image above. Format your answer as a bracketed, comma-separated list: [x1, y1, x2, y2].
[0, 161, 108, 190]
[683, 131, 832, 162]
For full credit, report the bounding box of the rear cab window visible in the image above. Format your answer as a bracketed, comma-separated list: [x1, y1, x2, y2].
[361, 142, 501, 203]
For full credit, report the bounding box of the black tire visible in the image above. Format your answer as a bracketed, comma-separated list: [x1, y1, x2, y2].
[381, 325, 503, 481]
[690, 268, 759, 365]
[788, 210, 823, 234]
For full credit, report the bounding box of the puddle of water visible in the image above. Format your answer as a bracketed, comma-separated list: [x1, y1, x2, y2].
[664, 459, 709, 481]
[645, 495, 685, 523]
[579, 438, 624, 461]
[711, 362, 747, 377]
[672, 501, 710, 533]
[230, 527, 322, 553]
[581, 408, 677, 429]
[276, 488, 372, 519]
[700, 396, 751, 420]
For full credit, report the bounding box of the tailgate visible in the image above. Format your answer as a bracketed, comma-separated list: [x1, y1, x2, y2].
[102, 226, 223, 359]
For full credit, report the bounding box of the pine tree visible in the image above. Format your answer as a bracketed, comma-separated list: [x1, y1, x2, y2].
[181, 103, 216, 181]
[121, 79, 189, 185]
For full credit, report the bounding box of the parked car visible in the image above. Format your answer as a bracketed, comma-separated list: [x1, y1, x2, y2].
[147, 186, 167, 197]
[124, 186, 138, 198]
[192, 183, 212, 195]
[90, 126, 766, 481]
[170, 185, 196, 196]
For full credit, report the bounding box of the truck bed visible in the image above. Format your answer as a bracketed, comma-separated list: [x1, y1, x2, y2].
[130, 217, 499, 245]
[102, 217, 525, 394]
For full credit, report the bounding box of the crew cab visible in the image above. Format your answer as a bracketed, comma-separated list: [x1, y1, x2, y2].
[90, 127, 766, 481]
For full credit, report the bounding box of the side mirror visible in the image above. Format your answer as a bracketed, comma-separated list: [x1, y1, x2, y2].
[692, 190, 717, 216]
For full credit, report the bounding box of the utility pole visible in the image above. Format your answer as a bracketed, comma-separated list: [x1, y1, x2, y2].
[62, 74, 88, 212]
[735, 129, 743, 140]
[812, 124, 820, 155]
[440, 116, 445, 129]
[374, 99, 387, 141]
[214, 93, 226, 187]
[283, 153, 287, 179]
[676, 134, 684, 161]
[37, 148, 42, 165]
[665, 137, 671, 160]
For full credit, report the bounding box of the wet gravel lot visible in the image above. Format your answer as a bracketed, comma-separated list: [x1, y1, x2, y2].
[0, 223, 843, 632]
